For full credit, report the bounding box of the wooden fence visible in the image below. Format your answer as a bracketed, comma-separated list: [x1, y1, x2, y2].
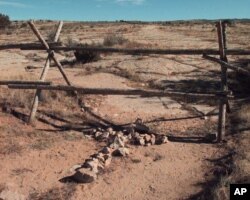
[0, 20, 250, 142]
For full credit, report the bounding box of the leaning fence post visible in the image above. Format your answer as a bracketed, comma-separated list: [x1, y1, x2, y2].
[28, 21, 63, 123]
[217, 21, 228, 142]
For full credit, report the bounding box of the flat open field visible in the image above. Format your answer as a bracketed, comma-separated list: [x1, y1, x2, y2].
[0, 20, 249, 200]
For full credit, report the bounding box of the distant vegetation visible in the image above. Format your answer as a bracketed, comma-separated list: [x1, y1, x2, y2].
[0, 13, 11, 29]
[103, 34, 128, 46]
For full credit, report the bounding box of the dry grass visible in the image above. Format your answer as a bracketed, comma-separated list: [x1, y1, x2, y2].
[191, 100, 250, 200]
[11, 168, 33, 176]
[0, 141, 23, 155]
[144, 151, 165, 162]
[46, 26, 61, 42]
[131, 158, 142, 164]
[153, 153, 165, 162]
[0, 87, 34, 109]
[0, 75, 36, 110]
[0, 81, 79, 116]
[103, 34, 128, 46]
[39, 90, 75, 105]
[28, 184, 77, 200]
[62, 131, 84, 141]
[235, 103, 250, 123]
[25, 53, 44, 62]
[30, 138, 54, 151]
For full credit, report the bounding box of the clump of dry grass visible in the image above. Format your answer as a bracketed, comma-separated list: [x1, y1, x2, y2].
[131, 158, 142, 164]
[0, 80, 79, 116]
[46, 30, 57, 43]
[0, 75, 36, 110]
[39, 90, 74, 104]
[25, 53, 44, 62]
[144, 151, 165, 162]
[125, 40, 155, 49]
[103, 34, 128, 46]
[0, 87, 34, 110]
[11, 168, 33, 176]
[0, 141, 23, 155]
[39, 90, 80, 114]
[153, 153, 165, 162]
[0, 124, 23, 137]
[233, 103, 250, 126]
[30, 138, 53, 151]
[28, 184, 77, 200]
[65, 36, 78, 47]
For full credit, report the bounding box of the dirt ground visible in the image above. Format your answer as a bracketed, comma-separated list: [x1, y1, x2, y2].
[0, 21, 249, 200]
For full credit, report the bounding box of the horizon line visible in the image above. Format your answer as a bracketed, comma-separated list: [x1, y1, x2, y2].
[10, 18, 250, 22]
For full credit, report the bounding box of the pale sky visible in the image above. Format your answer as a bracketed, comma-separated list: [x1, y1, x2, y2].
[0, 0, 250, 21]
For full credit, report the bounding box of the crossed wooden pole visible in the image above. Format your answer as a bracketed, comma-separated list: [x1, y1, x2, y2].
[28, 21, 73, 123]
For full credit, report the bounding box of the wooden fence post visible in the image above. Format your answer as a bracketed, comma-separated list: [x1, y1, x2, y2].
[28, 21, 63, 123]
[217, 21, 228, 142]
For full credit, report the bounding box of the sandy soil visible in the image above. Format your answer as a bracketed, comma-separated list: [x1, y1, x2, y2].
[0, 21, 249, 199]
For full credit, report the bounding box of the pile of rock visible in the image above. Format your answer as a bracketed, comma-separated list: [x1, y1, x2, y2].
[71, 147, 113, 183]
[70, 122, 168, 183]
[92, 127, 168, 147]
[130, 132, 168, 146]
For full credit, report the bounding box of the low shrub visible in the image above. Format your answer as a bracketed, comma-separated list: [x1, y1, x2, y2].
[0, 13, 11, 29]
[74, 43, 101, 64]
[103, 34, 128, 46]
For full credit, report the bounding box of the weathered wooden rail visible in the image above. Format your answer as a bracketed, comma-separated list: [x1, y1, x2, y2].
[0, 42, 62, 50]
[0, 20, 249, 143]
[203, 54, 250, 77]
[0, 81, 51, 85]
[1, 44, 250, 55]
[8, 84, 233, 99]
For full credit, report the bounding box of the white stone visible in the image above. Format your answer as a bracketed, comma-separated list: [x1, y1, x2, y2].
[95, 131, 102, 139]
[69, 164, 82, 173]
[107, 127, 113, 134]
[144, 134, 151, 143]
[162, 136, 168, 143]
[150, 134, 156, 145]
[110, 136, 125, 149]
[138, 138, 145, 146]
